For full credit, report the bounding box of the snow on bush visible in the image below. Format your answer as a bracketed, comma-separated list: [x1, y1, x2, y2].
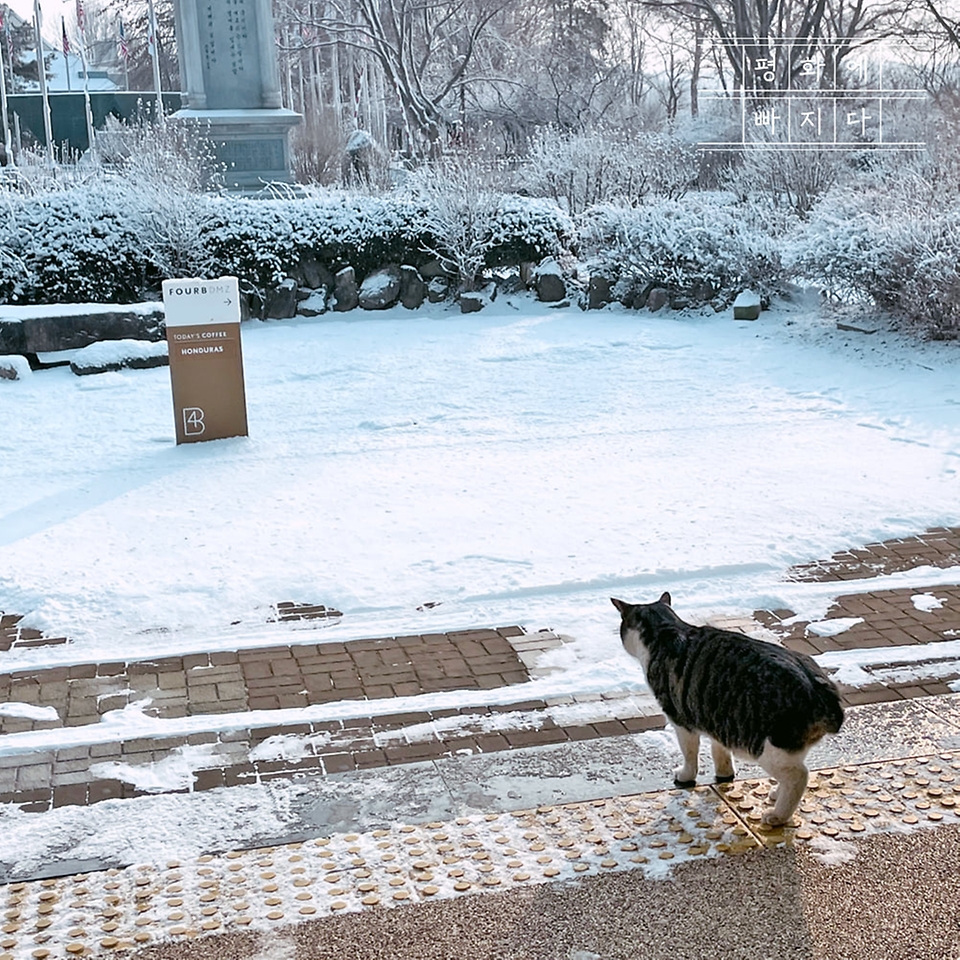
[5, 186, 146, 304]
[788, 168, 960, 338]
[582, 196, 786, 305]
[515, 126, 699, 215]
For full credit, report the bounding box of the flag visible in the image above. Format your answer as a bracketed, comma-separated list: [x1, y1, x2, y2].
[61, 16, 69, 54]
[75, 0, 85, 34]
[117, 17, 128, 60]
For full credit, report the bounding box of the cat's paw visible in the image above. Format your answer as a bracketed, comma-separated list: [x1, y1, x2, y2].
[761, 810, 788, 827]
[673, 765, 697, 788]
[714, 773, 735, 784]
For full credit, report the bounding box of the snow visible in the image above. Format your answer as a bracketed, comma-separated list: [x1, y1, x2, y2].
[71, 338, 168, 367]
[3, 293, 960, 878]
[805, 617, 864, 637]
[912, 593, 946, 612]
[1, 298, 959, 685]
[0, 703, 59, 722]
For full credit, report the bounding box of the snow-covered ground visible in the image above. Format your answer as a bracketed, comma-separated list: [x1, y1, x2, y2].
[3, 293, 960, 885]
[2, 294, 960, 689]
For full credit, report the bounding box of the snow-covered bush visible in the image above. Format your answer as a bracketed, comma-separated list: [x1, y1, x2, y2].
[408, 157, 576, 288]
[4, 187, 145, 303]
[789, 174, 960, 337]
[582, 196, 785, 305]
[515, 126, 699, 215]
[723, 144, 843, 219]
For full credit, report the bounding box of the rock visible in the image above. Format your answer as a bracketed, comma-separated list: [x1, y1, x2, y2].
[420, 259, 454, 279]
[427, 278, 449, 303]
[298, 255, 334, 290]
[694, 279, 717, 301]
[332, 266, 359, 312]
[670, 296, 692, 310]
[359, 265, 402, 310]
[588, 275, 612, 310]
[297, 288, 328, 317]
[647, 288, 670, 312]
[0, 306, 164, 355]
[69, 339, 169, 376]
[459, 284, 496, 314]
[399, 265, 426, 310]
[0, 356, 30, 380]
[263, 278, 298, 320]
[534, 258, 566, 302]
[733, 289, 761, 320]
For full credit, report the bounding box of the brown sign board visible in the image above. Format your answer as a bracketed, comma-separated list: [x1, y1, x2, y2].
[162, 277, 248, 444]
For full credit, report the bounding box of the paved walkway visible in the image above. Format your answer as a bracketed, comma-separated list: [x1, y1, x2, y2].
[1, 527, 960, 958]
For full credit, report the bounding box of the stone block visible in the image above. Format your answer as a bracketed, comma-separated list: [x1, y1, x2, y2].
[733, 289, 761, 320]
[70, 339, 169, 376]
[11, 308, 165, 354]
[297, 288, 328, 317]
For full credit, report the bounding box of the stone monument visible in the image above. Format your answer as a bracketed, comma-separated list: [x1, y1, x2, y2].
[171, 0, 300, 191]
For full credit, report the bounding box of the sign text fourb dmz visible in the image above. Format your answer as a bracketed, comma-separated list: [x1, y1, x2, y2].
[161, 277, 249, 445]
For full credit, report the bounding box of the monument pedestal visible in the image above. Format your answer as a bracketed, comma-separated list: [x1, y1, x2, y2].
[174, 108, 300, 192]
[171, 0, 300, 192]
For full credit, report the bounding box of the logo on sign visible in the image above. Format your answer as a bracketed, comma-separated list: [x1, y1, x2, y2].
[183, 407, 206, 436]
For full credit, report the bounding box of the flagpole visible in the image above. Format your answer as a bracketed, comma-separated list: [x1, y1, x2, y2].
[33, 0, 55, 163]
[146, 0, 164, 126]
[118, 18, 129, 91]
[74, 0, 94, 159]
[0, 11, 12, 164]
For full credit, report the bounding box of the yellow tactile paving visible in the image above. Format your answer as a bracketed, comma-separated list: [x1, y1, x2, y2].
[3, 751, 960, 958]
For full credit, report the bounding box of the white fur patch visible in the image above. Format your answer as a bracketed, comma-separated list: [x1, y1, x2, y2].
[621, 626, 650, 672]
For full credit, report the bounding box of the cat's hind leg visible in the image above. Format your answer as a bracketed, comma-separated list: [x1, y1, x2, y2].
[672, 725, 700, 788]
[710, 739, 735, 783]
[756, 744, 809, 826]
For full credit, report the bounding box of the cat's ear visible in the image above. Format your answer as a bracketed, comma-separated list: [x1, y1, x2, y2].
[659, 592, 672, 606]
[611, 597, 629, 616]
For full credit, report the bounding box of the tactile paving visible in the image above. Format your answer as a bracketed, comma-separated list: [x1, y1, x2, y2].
[2, 751, 959, 958]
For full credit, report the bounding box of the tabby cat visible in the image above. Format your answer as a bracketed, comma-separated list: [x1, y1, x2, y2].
[611, 593, 844, 826]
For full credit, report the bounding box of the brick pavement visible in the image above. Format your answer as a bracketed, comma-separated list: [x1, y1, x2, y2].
[786, 526, 960, 582]
[1, 527, 959, 816]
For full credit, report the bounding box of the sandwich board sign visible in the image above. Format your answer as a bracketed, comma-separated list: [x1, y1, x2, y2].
[162, 276, 248, 444]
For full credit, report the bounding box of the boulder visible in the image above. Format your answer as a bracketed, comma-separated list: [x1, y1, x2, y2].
[400, 266, 426, 310]
[0, 356, 30, 381]
[263, 278, 298, 320]
[298, 255, 334, 290]
[588, 275, 612, 310]
[359, 265, 402, 310]
[733, 289, 761, 320]
[332, 266, 359, 312]
[427, 278, 449, 303]
[534, 259, 566, 302]
[646, 288, 670, 312]
[297, 288, 328, 317]
[460, 283, 496, 314]
[420, 259, 454, 279]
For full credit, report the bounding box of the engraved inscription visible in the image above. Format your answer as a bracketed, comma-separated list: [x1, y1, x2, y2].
[197, 0, 263, 108]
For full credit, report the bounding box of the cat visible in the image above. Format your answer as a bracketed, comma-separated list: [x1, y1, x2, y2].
[611, 592, 844, 826]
